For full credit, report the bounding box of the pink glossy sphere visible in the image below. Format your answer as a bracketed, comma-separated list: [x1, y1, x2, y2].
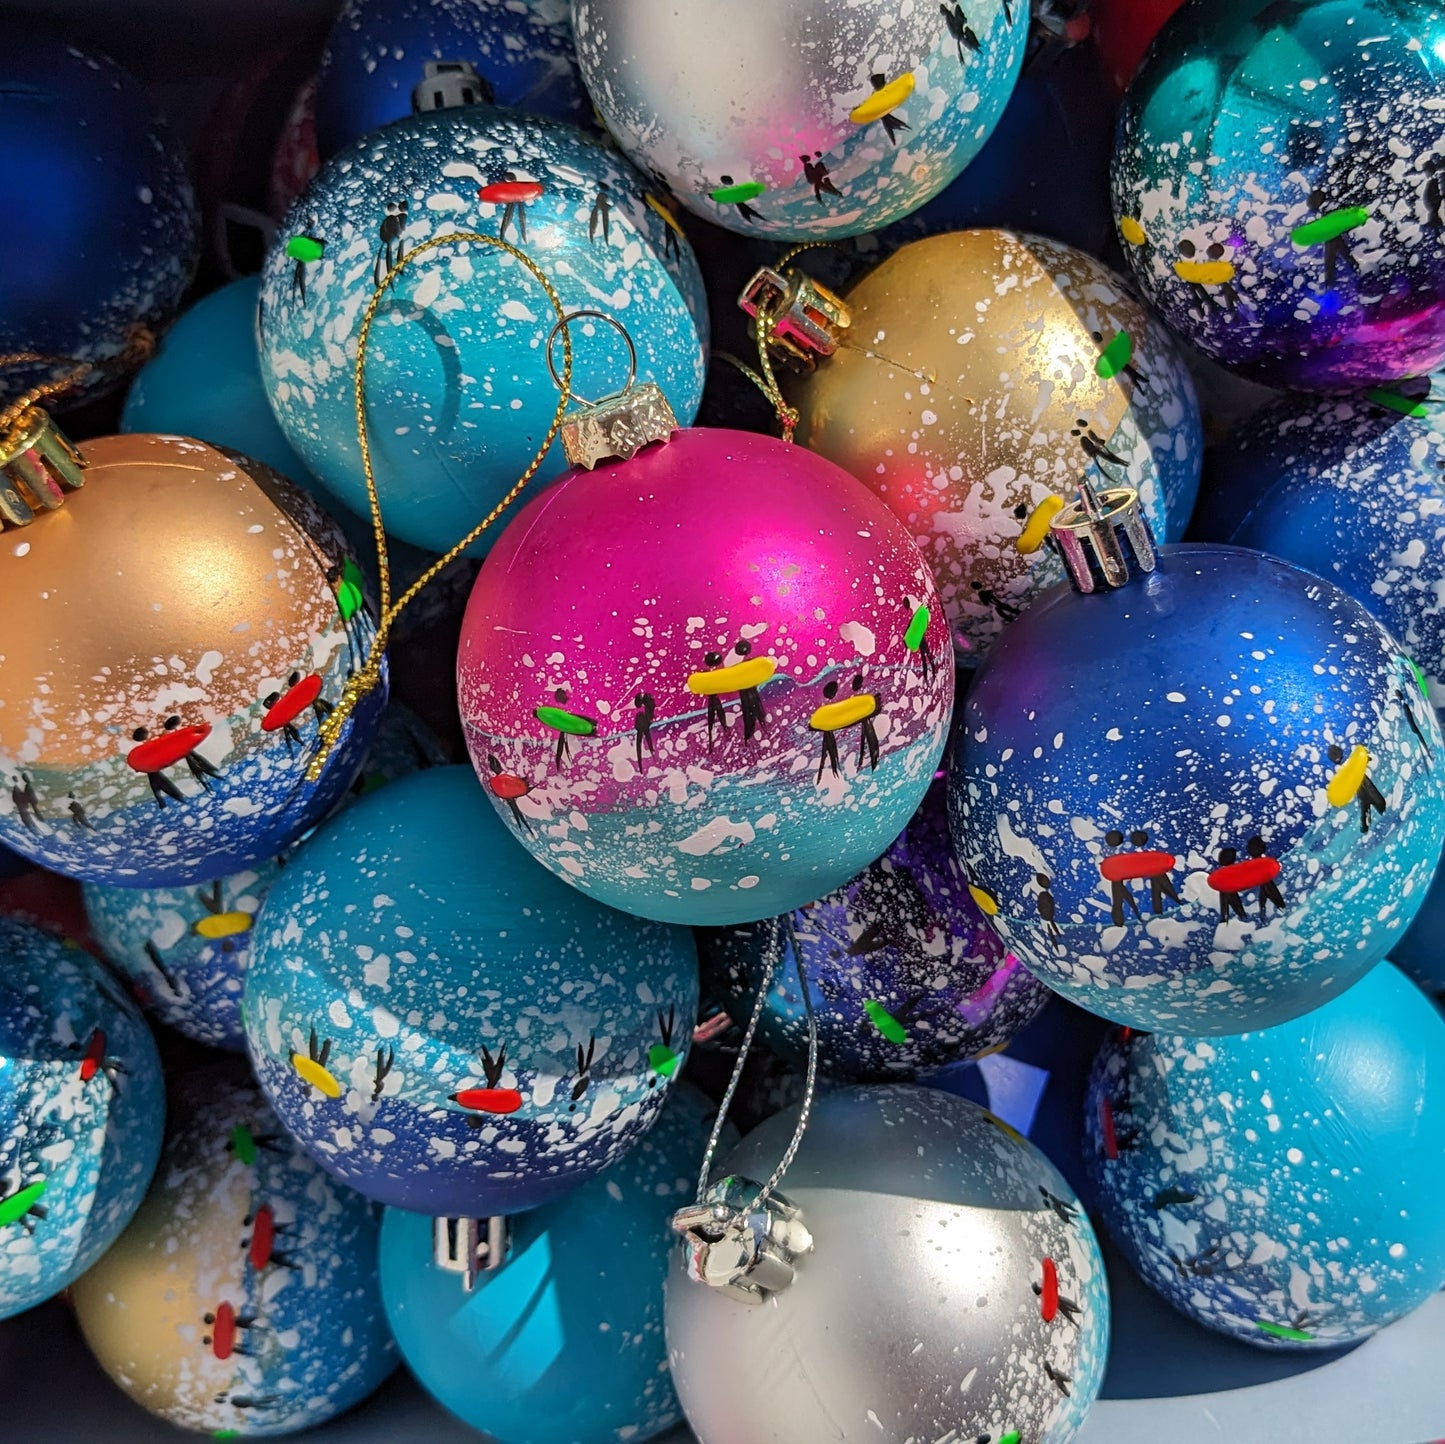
[458, 428, 955, 925]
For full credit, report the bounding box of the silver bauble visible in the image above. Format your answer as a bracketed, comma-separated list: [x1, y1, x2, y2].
[573, 0, 1028, 239]
[666, 1085, 1109, 1443]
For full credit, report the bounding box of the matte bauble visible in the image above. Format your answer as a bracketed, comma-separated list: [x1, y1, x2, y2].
[314, 0, 589, 160]
[666, 1085, 1110, 1444]
[0, 20, 199, 408]
[698, 773, 1046, 1081]
[458, 427, 954, 926]
[0, 434, 385, 887]
[71, 1066, 396, 1434]
[573, 0, 1028, 239]
[1197, 381, 1445, 701]
[877, 43, 1118, 257]
[83, 706, 447, 1052]
[1112, 0, 1445, 390]
[123, 277, 314, 484]
[952, 541, 1445, 1034]
[791, 230, 1201, 661]
[258, 106, 708, 554]
[0, 918, 164, 1320]
[1393, 865, 1445, 1001]
[1085, 962, 1445, 1349]
[381, 1084, 723, 1444]
[243, 766, 699, 1215]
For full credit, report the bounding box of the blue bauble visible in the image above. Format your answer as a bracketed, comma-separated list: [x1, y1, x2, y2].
[258, 107, 709, 554]
[243, 766, 700, 1215]
[574, 0, 1029, 240]
[71, 1064, 396, 1434]
[1196, 380, 1445, 697]
[380, 1083, 722, 1444]
[0, 19, 199, 408]
[314, 0, 589, 160]
[122, 277, 313, 484]
[1112, 0, 1445, 390]
[699, 774, 1047, 1082]
[0, 918, 164, 1320]
[877, 41, 1117, 257]
[84, 705, 448, 1053]
[952, 543, 1445, 1034]
[1084, 962, 1445, 1350]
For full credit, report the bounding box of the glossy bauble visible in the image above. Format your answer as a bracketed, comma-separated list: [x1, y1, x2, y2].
[1197, 380, 1445, 700]
[951, 544, 1445, 1034]
[83, 706, 447, 1052]
[123, 277, 314, 484]
[243, 766, 699, 1216]
[1112, 0, 1445, 390]
[666, 1085, 1110, 1444]
[1085, 963, 1445, 1350]
[314, 0, 589, 159]
[792, 230, 1201, 661]
[698, 773, 1046, 1081]
[0, 434, 385, 886]
[574, 0, 1028, 240]
[258, 106, 708, 554]
[0, 918, 164, 1320]
[458, 428, 954, 926]
[0, 19, 199, 408]
[381, 1084, 723, 1444]
[71, 1065, 396, 1434]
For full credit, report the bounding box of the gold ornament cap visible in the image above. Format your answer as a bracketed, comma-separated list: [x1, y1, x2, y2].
[0, 407, 86, 527]
[546, 309, 678, 470]
[738, 266, 851, 371]
[1049, 478, 1158, 594]
[432, 1215, 512, 1292]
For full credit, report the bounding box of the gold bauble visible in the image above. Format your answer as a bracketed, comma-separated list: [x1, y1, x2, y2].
[791, 229, 1202, 660]
[71, 1067, 395, 1436]
[0, 432, 382, 885]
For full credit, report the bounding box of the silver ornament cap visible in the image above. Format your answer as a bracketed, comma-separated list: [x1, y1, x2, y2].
[432, 1214, 511, 1292]
[1049, 476, 1157, 594]
[0, 407, 85, 528]
[670, 1175, 813, 1304]
[738, 266, 851, 371]
[548, 308, 679, 470]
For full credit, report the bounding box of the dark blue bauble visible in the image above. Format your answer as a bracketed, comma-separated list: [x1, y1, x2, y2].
[243, 766, 699, 1216]
[952, 543, 1445, 1034]
[1196, 379, 1445, 698]
[1112, 0, 1445, 390]
[83, 704, 448, 1053]
[0, 19, 199, 408]
[380, 1083, 722, 1444]
[122, 277, 314, 485]
[314, 0, 590, 161]
[1084, 962, 1445, 1350]
[698, 775, 1047, 1083]
[877, 41, 1118, 258]
[0, 918, 164, 1320]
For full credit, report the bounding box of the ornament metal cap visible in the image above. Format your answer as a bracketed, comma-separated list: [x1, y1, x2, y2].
[432, 1214, 512, 1292]
[0, 407, 86, 527]
[1049, 477, 1157, 594]
[546, 309, 678, 470]
[670, 1175, 813, 1304]
[738, 266, 851, 370]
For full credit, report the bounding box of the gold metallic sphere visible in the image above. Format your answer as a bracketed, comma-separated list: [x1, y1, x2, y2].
[791, 229, 1201, 660]
[0, 432, 381, 885]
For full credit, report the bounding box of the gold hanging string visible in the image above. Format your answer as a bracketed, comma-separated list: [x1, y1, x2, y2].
[0, 325, 158, 446]
[306, 230, 573, 781]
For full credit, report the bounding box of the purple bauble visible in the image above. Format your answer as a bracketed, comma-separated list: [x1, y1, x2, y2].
[458, 428, 954, 926]
[699, 772, 1045, 1081]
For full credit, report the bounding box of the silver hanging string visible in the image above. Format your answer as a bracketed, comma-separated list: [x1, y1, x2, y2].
[693, 910, 820, 1207]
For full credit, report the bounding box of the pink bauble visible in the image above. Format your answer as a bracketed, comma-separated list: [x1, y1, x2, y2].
[458, 428, 954, 925]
